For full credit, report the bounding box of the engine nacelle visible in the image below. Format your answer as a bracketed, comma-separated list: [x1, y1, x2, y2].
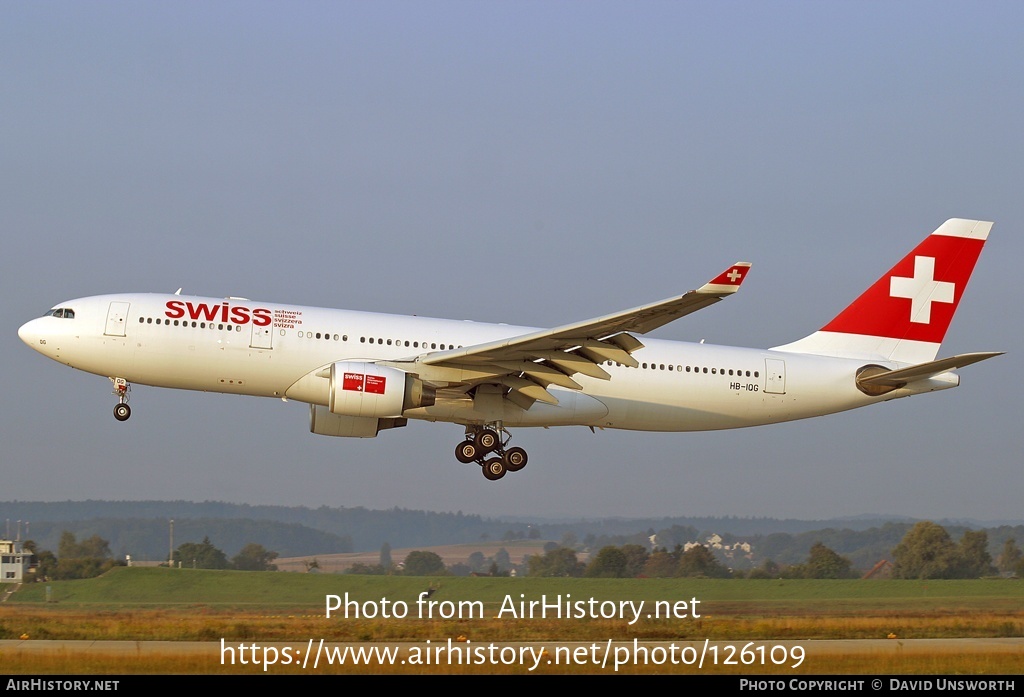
[328, 361, 435, 418]
[309, 405, 407, 438]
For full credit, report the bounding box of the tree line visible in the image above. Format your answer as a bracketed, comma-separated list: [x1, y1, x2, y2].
[24, 532, 281, 580]
[22, 521, 1021, 581]
[171, 536, 279, 571]
[363, 521, 1021, 579]
[10, 501, 1023, 569]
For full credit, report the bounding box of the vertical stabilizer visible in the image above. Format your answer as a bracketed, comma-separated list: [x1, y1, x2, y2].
[772, 218, 991, 364]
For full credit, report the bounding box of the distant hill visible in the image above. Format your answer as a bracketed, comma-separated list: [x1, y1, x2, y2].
[0, 500, 520, 553]
[19, 517, 353, 561]
[3, 500, 1021, 570]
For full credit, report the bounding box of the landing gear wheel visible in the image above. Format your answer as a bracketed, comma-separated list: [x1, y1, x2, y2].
[475, 428, 499, 453]
[113, 403, 132, 421]
[504, 447, 528, 472]
[481, 457, 507, 481]
[455, 440, 479, 464]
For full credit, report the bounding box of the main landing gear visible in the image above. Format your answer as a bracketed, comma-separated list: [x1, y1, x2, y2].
[111, 377, 132, 421]
[454, 424, 528, 482]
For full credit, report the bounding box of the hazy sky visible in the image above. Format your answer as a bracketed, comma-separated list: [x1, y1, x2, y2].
[3, 1, 1021, 522]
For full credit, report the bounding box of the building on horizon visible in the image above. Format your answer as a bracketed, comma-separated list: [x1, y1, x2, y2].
[0, 540, 33, 583]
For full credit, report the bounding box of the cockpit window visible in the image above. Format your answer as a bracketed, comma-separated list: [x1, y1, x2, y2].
[47, 308, 75, 319]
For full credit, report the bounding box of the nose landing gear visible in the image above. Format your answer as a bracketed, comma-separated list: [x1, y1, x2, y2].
[111, 377, 132, 421]
[455, 424, 529, 481]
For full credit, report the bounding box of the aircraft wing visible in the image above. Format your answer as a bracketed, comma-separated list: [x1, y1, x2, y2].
[390, 263, 751, 408]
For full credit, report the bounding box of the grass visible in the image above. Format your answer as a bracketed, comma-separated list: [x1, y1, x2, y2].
[2, 569, 1021, 674]
[11, 567, 1024, 607]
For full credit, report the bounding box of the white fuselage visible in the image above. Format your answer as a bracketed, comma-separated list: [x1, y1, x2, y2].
[18, 292, 956, 434]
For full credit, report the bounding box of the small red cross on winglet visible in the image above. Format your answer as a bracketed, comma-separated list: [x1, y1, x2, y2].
[699, 262, 752, 294]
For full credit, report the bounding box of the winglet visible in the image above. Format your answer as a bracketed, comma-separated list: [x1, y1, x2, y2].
[698, 262, 752, 295]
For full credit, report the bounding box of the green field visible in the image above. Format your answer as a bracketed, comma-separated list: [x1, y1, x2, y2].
[2, 569, 1022, 674]
[10, 567, 1024, 608]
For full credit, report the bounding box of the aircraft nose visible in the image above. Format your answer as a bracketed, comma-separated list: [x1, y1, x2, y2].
[18, 318, 43, 348]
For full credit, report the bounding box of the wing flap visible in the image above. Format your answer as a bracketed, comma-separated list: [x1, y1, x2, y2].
[499, 375, 559, 405]
[504, 389, 537, 411]
[576, 339, 639, 367]
[494, 361, 583, 390]
[533, 351, 612, 380]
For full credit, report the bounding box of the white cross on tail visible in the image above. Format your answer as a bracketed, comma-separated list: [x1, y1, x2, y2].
[889, 255, 955, 324]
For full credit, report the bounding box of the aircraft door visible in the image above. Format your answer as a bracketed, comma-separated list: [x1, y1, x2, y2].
[250, 322, 273, 349]
[104, 301, 130, 337]
[764, 358, 786, 394]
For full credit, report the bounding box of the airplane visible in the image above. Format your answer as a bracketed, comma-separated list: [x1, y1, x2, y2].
[18, 218, 1000, 482]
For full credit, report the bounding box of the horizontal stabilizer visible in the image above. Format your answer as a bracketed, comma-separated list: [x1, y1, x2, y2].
[857, 351, 1003, 388]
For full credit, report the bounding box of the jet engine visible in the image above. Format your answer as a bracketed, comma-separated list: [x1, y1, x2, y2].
[328, 361, 435, 418]
[309, 405, 407, 438]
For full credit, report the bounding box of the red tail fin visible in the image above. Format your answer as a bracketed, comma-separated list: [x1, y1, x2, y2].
[773, 219, 991, 363]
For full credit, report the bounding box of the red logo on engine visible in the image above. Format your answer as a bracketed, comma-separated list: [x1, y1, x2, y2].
[343, 373, 364, 391]
[341, 372, 387, 394]
[364, 375, 387, 394]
